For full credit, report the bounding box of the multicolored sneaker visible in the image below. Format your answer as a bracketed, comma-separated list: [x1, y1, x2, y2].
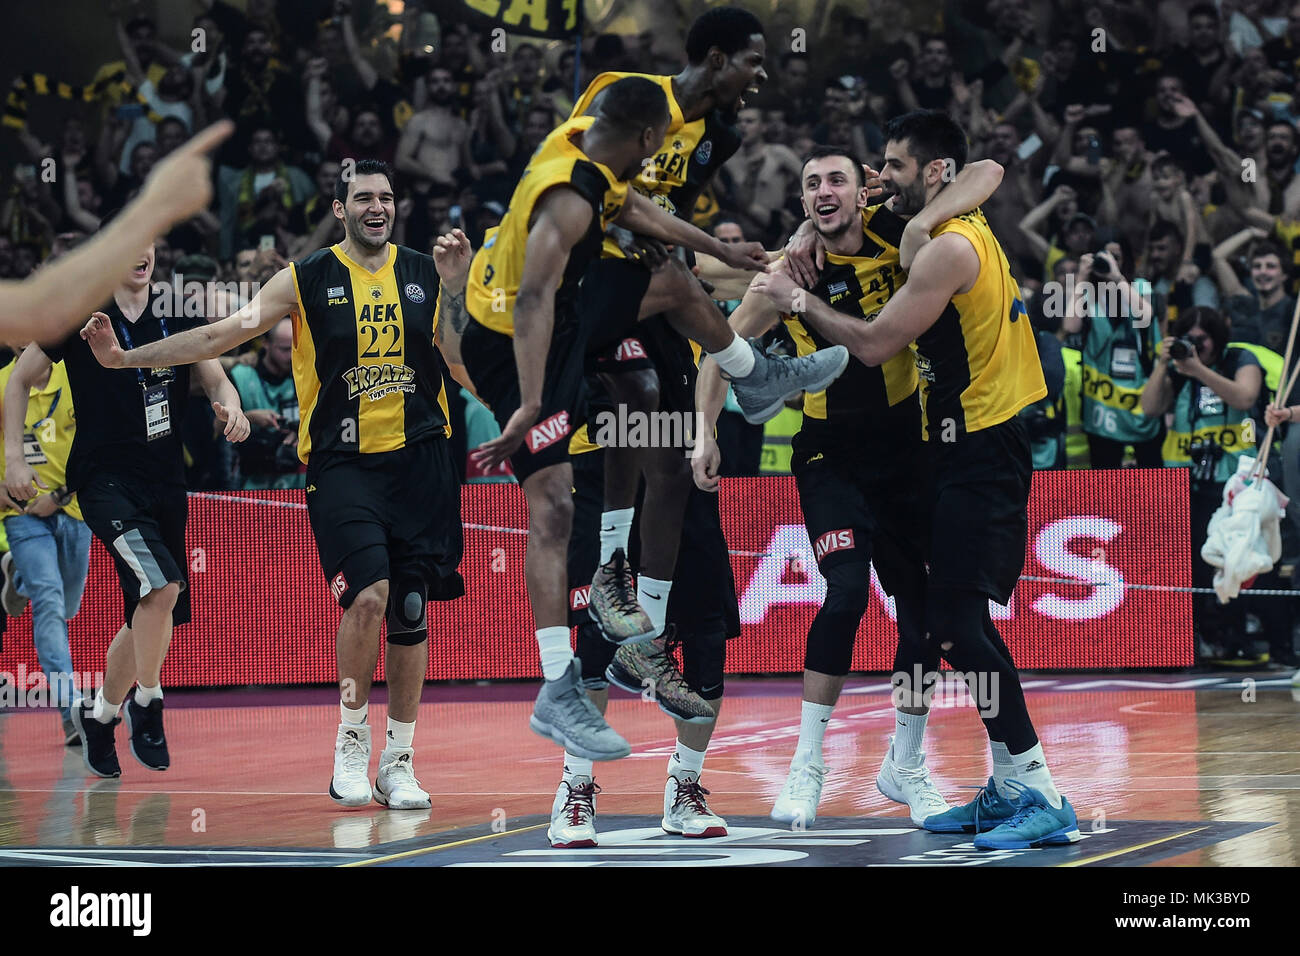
[662, 774, 727, 837]
[605, 628, 715, 723]
[589, 549, 656, 645]
[972, 780, 1081, 849]
[921, 777, 1018, 833]
[548, 776, 600, 848]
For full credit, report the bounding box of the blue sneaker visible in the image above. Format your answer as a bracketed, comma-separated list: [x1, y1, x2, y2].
[922, 777, 1017, 833]
[972, 780, 1081, 849]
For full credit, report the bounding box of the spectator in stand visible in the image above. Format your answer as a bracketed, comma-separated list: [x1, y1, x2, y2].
[1162, 2, 1233, 114]
[1144, 74, 1215, 177]
[287, 159, 345, 259]
[753, 51, 817, 128]
[720, 108, 804, 247]
[1140, 307, 1263, 661]
[217, 126, 314, 258]
[229, 318, 303, 490]
[893, 35, 961, 113]
[1019, 184, 1097, 281]
[1213, 231, 1296, 353]
[464, 69, 517, 206]
[1144, 220, 1221, 322]
[1262, 1, 1300, 73]
[395, 65, 469, 188]
[214, 23, 308, 162]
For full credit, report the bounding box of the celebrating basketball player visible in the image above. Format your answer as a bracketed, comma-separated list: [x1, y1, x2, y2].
[694, 145, 1005, 828]
[83, 160, 465, 811]
[771, 110, 1080, 849]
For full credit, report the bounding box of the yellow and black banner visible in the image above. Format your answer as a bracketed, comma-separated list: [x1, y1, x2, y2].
[459, 0, 581, 39]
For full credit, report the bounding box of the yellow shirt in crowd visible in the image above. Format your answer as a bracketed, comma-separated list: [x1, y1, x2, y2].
[0, 358, 82, 521]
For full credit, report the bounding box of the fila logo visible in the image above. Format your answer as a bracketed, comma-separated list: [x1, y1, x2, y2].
[814, 529, 855, 561]
[526, 411, 571, 453]
[330, 571, 348, 602]
[570, 585, 591, 610]
[614, 338, 647, 361]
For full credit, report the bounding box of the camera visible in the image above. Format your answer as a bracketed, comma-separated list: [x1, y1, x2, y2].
[1188, 438, 1223, 483]
[1091, 251, 1112, 276]
[1169, 337, 1198, 361]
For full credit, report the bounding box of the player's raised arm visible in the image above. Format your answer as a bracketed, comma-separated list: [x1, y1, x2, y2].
[83, 266, 301, 371]
[5, 121, 233, 348]
[470, 188, 594, 469]
[615, 188, 769, 273]
[692, 278, 783, 492]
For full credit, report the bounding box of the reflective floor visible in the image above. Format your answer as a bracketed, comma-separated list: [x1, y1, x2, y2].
[0, 674, 1296, 866]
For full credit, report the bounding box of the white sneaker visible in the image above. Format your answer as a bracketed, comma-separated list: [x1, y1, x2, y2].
[548, 776, 600, 848]
[662, 773, 727, 837]
[771, 760, 826, 827]
[875, 737, 949, 827]
[329, 723, 372, 807]
[373, 748, 432, 810]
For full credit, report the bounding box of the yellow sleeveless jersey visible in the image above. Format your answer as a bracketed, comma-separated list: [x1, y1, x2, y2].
[289, 243, 450, 461]
[570, 72, 742, 258]
[914, 209, 1046, 439]
[466, 115, 628, 337]
[0, 359, 81, 520]
[783, 204, 918, 442]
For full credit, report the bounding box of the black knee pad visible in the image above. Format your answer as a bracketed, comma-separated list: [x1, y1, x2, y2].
[575, 622, 616, 689]
[681, 621, 726, 699]
[804, 562, 872, 677]
[386, 574, 428, 646]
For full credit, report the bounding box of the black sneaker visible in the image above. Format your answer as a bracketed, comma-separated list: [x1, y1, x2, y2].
[70, 699, 121, 778]
[124, 698, 170, 771]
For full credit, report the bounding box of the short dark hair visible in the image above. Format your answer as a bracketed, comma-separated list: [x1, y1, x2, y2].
[1188, 2, 1220, 22]
[1249, 239, 1286, 265]
[685, 6, 765, 64]
[803, 144, 865, 187]
[1148, 219, 1184, 248]
[335, 158, 395, 204]
[593, 76, 670, 135]
[884, 109, 968, 174]
[1172, 305, 1230, 358]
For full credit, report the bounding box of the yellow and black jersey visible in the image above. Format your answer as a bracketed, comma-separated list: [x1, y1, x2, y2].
[914, 209, 1046, 439]
[289, 243, 450, 462]
[782, 204, 919, 444]
[570, 71, 741, 257]
[466, 115, 628, 336]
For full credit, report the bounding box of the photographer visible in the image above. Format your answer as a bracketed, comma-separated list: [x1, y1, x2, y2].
[1063, 244, 1164, 467]
[1140, 306, 1263, 656]
[228, 318, 303, 490]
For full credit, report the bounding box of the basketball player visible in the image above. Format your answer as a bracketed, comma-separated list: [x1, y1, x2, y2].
[30, 238, 250, 778]
[571, 7, 848, 669]
[456, 78, 781, 765]
[694, 146, 1004, 827]
[771, 110, 1080, 849]
[0, 121, 230, 347]
[84, 160, 465, 810]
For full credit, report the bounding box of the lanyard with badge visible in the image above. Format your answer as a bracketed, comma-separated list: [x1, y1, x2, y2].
[118, 317, 174, 440]
[1107, 315, 1141, 381]
[21, 388, 60, 465]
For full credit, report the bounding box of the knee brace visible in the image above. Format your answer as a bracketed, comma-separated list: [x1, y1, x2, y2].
[680, 620, 726, 700]
[804, 562, 872, 677]
[575, 622, 616, 689]
[386, 574, 428, 646]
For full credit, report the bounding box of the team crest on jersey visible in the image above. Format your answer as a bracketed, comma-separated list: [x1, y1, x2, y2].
[672, 139, 684, 151]
[368, 284, 383, 301]
[695, 139, 712, 164]
[404, 283, 425, 303]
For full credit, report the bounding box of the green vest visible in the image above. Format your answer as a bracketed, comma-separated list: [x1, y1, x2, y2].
[230, 363, 304, 490]
[761, 406, 802, 474]
[1061, 347, 1089, 468]
[1080, 298, 1162, 444]
[1229, 341, 1283, 401]
[1161, 347, 1258, 485]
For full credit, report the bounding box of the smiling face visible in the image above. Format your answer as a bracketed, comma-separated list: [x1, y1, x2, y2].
[1251, 250, 1284, 296]
[1267, 122, 1298, 167]
[801, 154, 866, 240]
[879, 138, 931, 218]
[336, 172, 395, 251]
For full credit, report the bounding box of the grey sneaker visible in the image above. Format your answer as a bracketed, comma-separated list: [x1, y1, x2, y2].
[531, 658, 632, 761]
[728, 341, 850, 424]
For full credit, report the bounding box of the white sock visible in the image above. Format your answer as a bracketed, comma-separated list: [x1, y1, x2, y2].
[792, 700, 834, 766]
[386, 716, 415, 750]
[537, 626, 574, 681]
[598, 508, 635, 565]
[93, 687, 121, 725]
[892, 710, 928, 769]
[563, 752, 594, 782]
[341, 701, 368, 725]
[990, 740, 1015, 794]
[669, 741, 707, 780]
[637, 575, 672, 636]
[709, 333, 756, 378]
[1010, 742, 1062, 808]
[133, 683, 163, 707]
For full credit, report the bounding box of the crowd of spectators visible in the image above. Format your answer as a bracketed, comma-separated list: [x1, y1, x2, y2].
[6, 0, 1300, 661]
